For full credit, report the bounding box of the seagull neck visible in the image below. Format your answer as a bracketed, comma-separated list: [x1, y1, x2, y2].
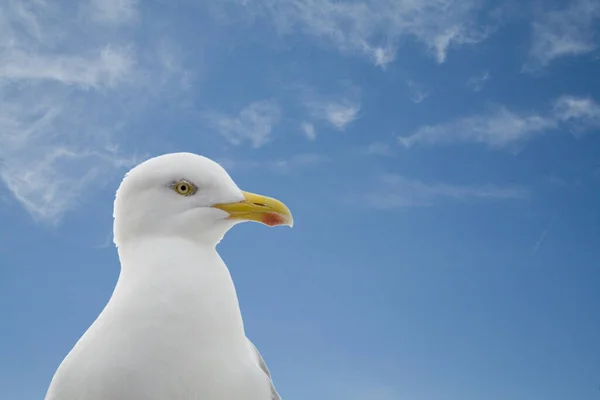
[114, 237, 246, 342]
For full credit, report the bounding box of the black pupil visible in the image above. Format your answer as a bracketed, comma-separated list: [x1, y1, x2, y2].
[179, 184, 188, 192]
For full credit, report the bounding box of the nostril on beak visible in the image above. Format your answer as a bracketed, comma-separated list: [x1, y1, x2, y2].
[253, 203, 268, 208]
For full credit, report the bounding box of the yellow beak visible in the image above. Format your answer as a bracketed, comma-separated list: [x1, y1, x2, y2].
[212, 191, 294, 227]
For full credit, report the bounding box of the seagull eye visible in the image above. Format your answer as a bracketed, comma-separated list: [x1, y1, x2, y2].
[172, 180, 197, 196]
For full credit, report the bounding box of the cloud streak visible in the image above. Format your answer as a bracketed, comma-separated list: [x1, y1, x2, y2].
[321, 102, 361, 130]
[0, 45, 136, 88]
[206, 101, 281, 148]
[360, 174, 527, 209]
[553, 95, 600, 131]
[399, 95, 600, 150]
[406, 80, 430, 104]
[527, 0, 600, 69]
[300, 83, 361, 132]
[0, 0, 187, 223]
[532, 218, 554, 256]
[220, 0, 491, 66]
[300, 122, 317, 141]
[399, 107, 556, 149]
[84, 0, 140, 25]
[466, 70, 490, 92]
[0, 90, 138, 222]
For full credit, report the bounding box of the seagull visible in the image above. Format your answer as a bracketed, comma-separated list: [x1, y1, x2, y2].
[45, 152, 293, 400]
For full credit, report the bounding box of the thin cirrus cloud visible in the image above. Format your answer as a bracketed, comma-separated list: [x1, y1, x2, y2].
[359, 174, 528, 209]
[406, 80, 431, 104]
[466, 70, 491, 92]
[300, 122, 317, 141]
[219, 0, 490, 66]
[83, 0, 140, 25]
[321, 102, 361, 130]
[300, 84, 362, 132]
[398, 95, 600, 149]
[1, 45, 136, 89]
[526, 0, 600, 69]
[553, 95, 600, 130]
[0, 0, 188, 224]
[205, 101, 282, 148]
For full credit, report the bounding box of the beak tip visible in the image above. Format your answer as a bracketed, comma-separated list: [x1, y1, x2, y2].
[262, 212, 294, 227]
[284, 213, 294, 228]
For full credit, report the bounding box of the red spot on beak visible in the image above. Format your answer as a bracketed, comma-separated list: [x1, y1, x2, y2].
[262, 212, 285, 227]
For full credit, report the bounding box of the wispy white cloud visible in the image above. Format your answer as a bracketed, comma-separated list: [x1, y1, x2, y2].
[83, 0, 139, 25]
[0, 90, 141, 222]
[553, 95, 600, 131]
[0, 0, 187, 223]
[300, 121, 317, 141]
[373, 45, 397, 67]
[358, 174, 528, 209]
[322, 102, 361, 130]
[526, 0, 600, 69]
[406, 80, 430, 103]
[206, 101, 281, 148]
[466, 70, 490, 92]
[0, 45, 136, 88]
[153, 38, 194, 90]
[300, 83, 361, 131]
[220, 0, 490, 66]
[532, 217, 555, 256]
[399, 95, 600, 149]
[399, 107, 556, 149]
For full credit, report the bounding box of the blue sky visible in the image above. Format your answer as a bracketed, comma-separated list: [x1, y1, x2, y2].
[1, 0, 600, 398]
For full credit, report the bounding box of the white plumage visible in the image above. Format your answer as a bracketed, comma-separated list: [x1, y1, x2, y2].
[45, 153, 293, 400]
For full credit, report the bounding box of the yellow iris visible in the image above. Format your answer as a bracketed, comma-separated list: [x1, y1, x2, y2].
[172, 180, 197, 196]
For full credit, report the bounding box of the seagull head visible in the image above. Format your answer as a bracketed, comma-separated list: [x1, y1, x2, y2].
[113, 152, 293, 247]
